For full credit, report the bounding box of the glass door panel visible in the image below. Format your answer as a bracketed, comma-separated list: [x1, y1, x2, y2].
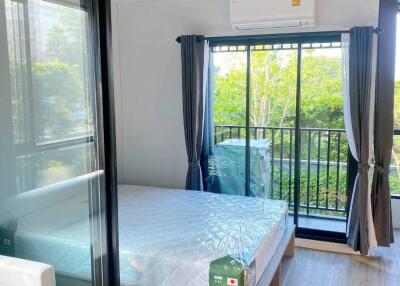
[391, 13, 400, 196]
[297, 43, 348, 233]
[206, 46, 247, 196]
[0, 0, 110, 284]
[207, 38, 351, 241]
[249, 45, 298, 224]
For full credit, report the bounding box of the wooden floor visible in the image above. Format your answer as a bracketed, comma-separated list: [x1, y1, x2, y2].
[281, 230, 400, 286]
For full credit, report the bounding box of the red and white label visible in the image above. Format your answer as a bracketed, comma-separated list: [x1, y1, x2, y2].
[227, 278, 238, 286]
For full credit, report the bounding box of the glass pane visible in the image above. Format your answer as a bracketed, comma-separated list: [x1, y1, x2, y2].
[206, 49, 247, 195]
[250, 46, 297, 225]
[1, 0, 103, 285]
[298, 44, 347, 233]
[391, 14, 400, 195]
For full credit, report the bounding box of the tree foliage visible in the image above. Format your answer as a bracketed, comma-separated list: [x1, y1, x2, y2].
[32, 8, 91, 142]
[214, 49, 344, 129]
[32, 60, 88, 141]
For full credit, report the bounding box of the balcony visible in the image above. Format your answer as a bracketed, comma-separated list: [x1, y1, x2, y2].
[213, 125, 400, 231]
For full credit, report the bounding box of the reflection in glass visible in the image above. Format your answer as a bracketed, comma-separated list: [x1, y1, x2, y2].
[1, 0, 102, 285]
[5, 0, 94, 193]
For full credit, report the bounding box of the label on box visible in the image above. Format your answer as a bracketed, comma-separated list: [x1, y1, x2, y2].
[209, 255, 255, 286]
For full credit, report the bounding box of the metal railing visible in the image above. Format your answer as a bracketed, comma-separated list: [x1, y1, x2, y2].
[214, 125, 349, 218]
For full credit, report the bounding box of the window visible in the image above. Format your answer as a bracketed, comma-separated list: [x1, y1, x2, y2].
[206, 36, 349, 235]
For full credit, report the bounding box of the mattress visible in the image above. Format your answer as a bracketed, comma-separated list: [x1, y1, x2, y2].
[12, 185, 288, 286]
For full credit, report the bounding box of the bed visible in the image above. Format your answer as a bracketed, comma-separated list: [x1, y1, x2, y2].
[5, 182, 294, 286]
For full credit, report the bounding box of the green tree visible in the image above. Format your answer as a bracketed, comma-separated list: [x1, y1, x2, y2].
[46, 8, 88, 67]
[214, 50, 344, 129]
[301, 52, 344, 129]
[31, 6, 92, 142]
[250, 50, 297, 128]
[213, 53, 247, 126]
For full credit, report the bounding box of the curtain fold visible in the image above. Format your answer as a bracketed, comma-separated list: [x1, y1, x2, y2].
[344, 27, 377, 255]
[371, 0, 396, 246]
[180, 35, 207, 191]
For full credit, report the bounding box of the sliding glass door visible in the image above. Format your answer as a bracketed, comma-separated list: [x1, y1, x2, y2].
[391, 13, 400, 198]
[297, 42, 348, 234]
[0, 0, 118, 284]
[207, 35, 352, 242]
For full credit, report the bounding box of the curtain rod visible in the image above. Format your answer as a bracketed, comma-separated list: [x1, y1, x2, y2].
[175, 27, 383, 44]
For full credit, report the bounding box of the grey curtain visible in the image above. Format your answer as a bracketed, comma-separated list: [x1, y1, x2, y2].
[347, 27, 375, 255]
[180, 35, 206, 191]
[371, 0, 396, 246]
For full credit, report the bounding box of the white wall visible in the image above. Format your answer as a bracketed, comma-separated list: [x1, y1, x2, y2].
[112, 0, 380, 189]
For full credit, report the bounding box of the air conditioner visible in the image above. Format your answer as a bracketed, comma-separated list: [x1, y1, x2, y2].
[230, 0, 315, 31]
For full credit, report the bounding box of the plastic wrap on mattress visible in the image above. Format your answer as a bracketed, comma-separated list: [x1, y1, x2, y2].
[7, 184, 288, 286]
[117, 186, 288, 286]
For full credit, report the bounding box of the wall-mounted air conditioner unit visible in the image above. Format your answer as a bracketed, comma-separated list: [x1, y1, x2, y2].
[230, 0, 315, 31]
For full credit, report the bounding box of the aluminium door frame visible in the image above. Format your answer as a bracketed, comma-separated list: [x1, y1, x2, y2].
[90, 0, 120, 284]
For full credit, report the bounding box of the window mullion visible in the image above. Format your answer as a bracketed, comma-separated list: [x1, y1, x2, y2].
[294, 43, 302, 226]
[245, 45, 251, 197]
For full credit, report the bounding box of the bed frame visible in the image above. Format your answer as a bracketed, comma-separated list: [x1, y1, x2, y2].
[257, 224, 295, 286]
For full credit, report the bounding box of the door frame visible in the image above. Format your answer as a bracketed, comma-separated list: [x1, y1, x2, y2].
[208, 31, 350, 243]
[90, 0, 120, 284]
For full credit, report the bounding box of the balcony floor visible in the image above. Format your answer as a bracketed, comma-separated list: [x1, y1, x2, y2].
[289, 214, 347, 233]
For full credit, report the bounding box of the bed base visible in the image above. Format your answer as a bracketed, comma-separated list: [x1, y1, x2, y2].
[257, 224, 295, 286]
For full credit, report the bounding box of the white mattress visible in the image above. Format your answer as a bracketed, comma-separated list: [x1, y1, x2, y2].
[13, 185, 288, 286]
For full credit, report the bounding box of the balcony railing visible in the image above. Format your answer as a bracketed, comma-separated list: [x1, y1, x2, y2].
[214, 125, 349, 218]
